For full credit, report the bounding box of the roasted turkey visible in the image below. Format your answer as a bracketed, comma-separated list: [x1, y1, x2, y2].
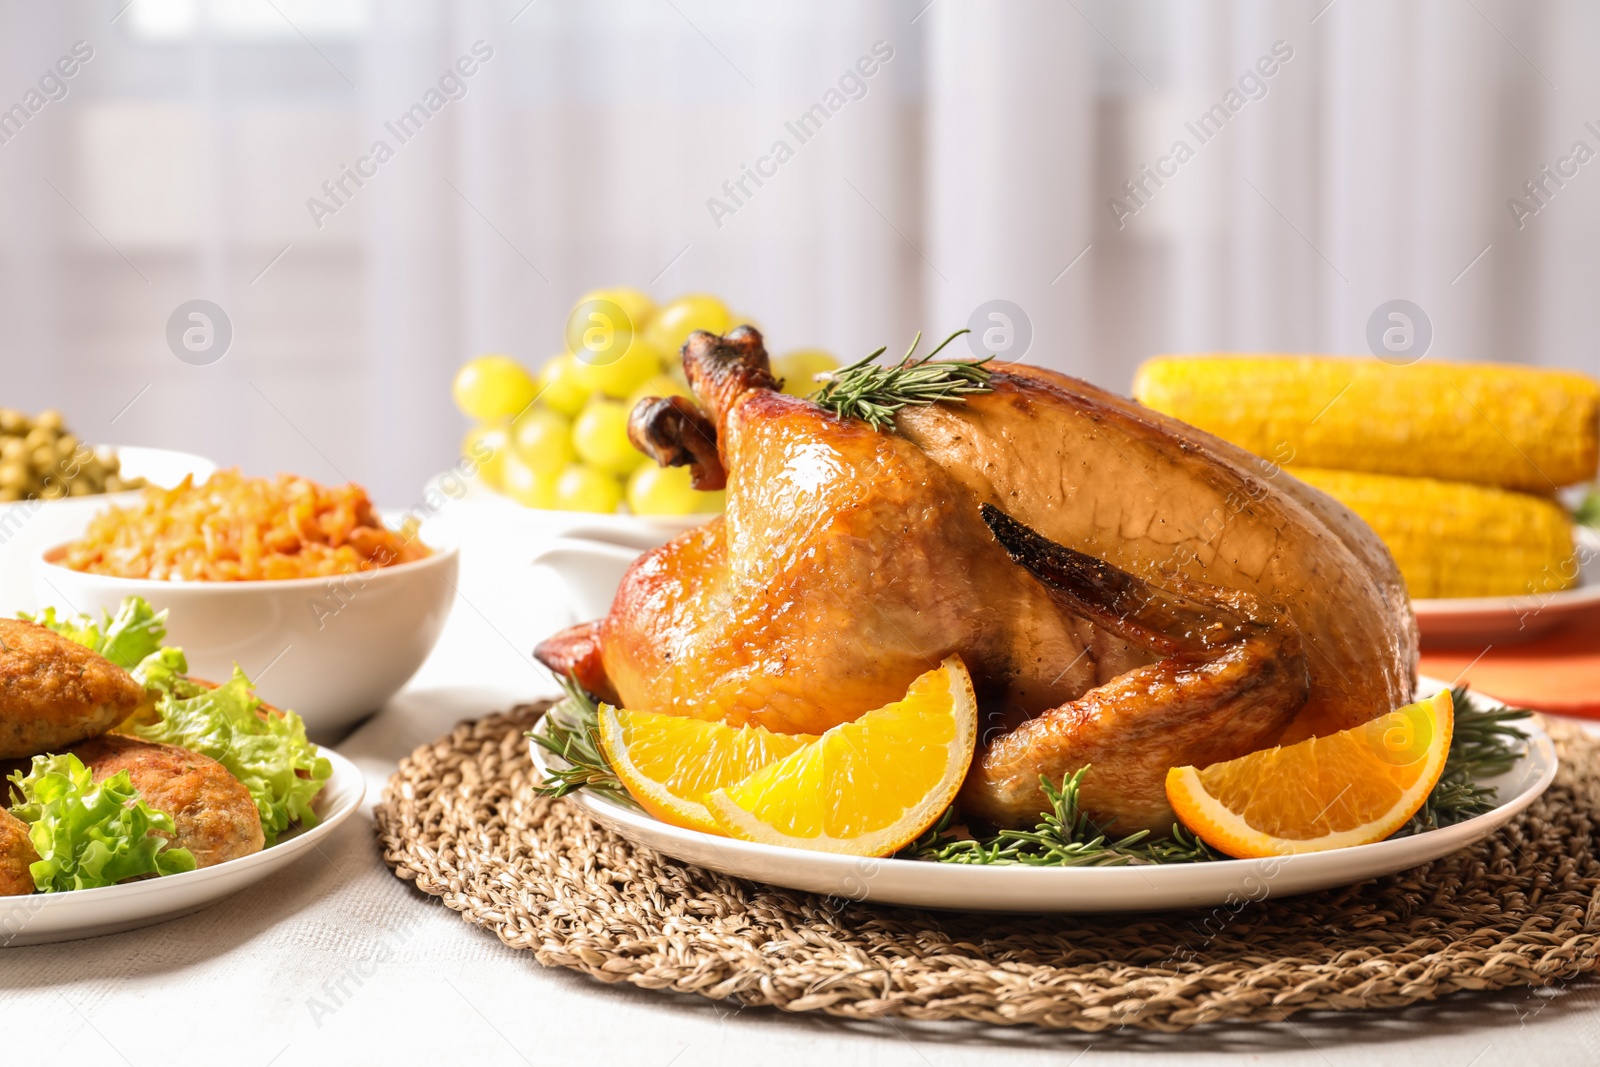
[537, 327, 1417, 833]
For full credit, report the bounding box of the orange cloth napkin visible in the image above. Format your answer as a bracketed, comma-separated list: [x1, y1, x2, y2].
[1420, 618, 1600, 719]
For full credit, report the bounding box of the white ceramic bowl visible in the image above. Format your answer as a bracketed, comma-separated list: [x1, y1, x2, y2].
[0, 446, 216, 614]
[30, 542, 459, 736]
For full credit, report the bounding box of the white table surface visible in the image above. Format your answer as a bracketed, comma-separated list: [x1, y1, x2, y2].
[2, 503, 1598, 1066]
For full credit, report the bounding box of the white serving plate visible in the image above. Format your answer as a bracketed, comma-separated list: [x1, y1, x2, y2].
[1413, 526, 1600, 647]
[0, 446, 216, 615]
[0, 747, 364, 947]
[530, 679, 1556, 913]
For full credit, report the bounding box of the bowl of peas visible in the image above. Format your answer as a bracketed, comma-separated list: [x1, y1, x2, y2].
[0, 409, 214, 609]
[0, 408, 147, 502]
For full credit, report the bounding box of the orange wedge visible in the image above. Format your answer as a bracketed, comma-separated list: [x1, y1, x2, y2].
[597, 705, 815, 835]
[704, 656, 978, 857]
[1166, 689, 1454, 858]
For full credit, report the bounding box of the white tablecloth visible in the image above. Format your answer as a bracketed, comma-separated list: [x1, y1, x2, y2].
[4, 507, 1598, 1066]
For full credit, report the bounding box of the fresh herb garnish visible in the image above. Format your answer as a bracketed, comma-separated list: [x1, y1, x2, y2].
[529, 677, 638, 809]
[809, 329, 994, 430]
[897, 767, 1225, 866]
[1397, 686, 1531, 835]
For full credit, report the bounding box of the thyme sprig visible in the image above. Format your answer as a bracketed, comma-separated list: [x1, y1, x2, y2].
[528, 676, 638, 809]
[898, 767, 1226, 866]
[809, 329, 994, 430]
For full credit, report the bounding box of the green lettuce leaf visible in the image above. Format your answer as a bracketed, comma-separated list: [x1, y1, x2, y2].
[134, 667, 331, 845]
[22, 596, 169, 671]
[132, 646, 203, 700]
[7, 753, 196, 892]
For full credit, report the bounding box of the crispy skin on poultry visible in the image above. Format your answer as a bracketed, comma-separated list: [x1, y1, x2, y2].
[0, 618, 145, 759]
[966, 505, 1307, 830]
[536, 327, 1416, 832]
[71, 734, 264, 868]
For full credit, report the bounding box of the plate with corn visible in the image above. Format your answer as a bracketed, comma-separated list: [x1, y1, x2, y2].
[1135, 354, 1600, 647]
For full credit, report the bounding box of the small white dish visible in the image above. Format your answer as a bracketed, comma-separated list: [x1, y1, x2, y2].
[521, 514, 710, 620]
[1413, 528, 1600, 647]
[530, 679, 1557, 913]
[0, 446, 216, 615]
[531, 537, 656, 620]
[0, 746, 364, 947]
[31, 543, 459, 736]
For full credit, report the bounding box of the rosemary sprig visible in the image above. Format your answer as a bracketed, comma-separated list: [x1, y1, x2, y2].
[898, 767, 1227, 866]
[528, 677, 638, 809]
[809, 329, 994, 430]
[1397, 685, 1530, 835]
[905, 686, 1532, 865]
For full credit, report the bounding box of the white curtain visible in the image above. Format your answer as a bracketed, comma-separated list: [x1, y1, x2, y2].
[0, 0, 1592, 505]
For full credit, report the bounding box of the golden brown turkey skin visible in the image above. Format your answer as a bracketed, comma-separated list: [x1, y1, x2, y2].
[565, 329, 1416, 831]
[896, 366, 1416, 744]
[962, 504, 1309, 831]
[600, 392, 1152, 735]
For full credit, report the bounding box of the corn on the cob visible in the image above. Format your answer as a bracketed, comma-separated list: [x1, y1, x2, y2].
[1291, 467, 1577, 599]
[1133, 355, 1600, 492]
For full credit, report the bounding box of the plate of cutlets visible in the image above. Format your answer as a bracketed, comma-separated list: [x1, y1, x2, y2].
[1, 596, 362, 946]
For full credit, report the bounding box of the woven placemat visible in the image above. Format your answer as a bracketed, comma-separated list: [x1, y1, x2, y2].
[374, 702, 1600, 1032]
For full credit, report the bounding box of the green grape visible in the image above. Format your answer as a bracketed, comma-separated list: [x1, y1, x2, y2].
[571, 336, 662, 399]
[511, 407, 573, 476]
[552, 463, 623, 513]
[574, 287, 656, 336]
[566, 295, 636, 369]
[462, 424, 508, 490]
[501, 448, 556, 508]
[572, 399, 644, 475]
[453, 355, 538, 421]
[626, 463, 698, 516]
[625, 373, 691, 414]
[536, 354, 592, 417]
[645, 294, 732, 357]
[770, 349, 840, 397]
[692, 488, 726, 513]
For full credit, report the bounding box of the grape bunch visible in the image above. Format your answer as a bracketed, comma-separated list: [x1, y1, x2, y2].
[451, 289, 839, 516]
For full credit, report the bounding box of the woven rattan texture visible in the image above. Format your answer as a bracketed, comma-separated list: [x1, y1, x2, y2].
[374, 702, 1600, 1032]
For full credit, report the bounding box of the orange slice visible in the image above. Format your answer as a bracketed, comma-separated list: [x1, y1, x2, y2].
[704, 656, 978, 857]
[598, 705, 815, 835]
[1166, 689, 1454, 858]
